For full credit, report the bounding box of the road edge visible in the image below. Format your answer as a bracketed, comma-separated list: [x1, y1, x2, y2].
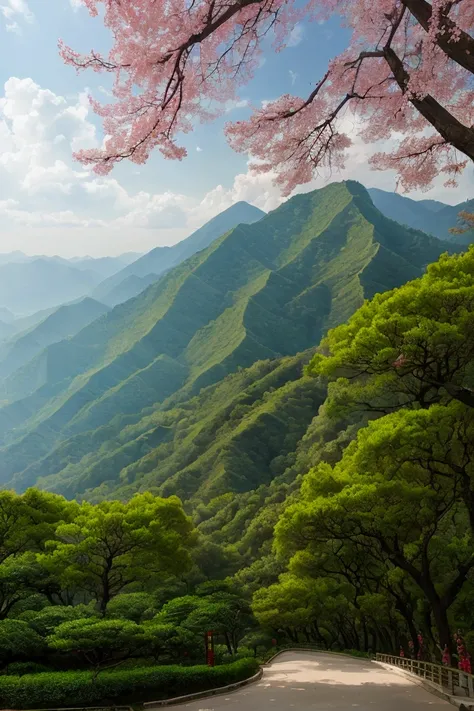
[143, 668, 263, 708]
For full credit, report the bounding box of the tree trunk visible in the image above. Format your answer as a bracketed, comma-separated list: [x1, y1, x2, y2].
[312, 622, 327, 648]
[224, 631, 233, 655]
[395, 598, 419, 656]
[430, 600, 453, 655]
[339, 626, 350, 649]
[401, 0, 474, 75]
[383, 47, 474, 163]
[362, 618, 369, 652]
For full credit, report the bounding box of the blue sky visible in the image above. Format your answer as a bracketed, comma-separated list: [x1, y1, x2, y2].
[0, 0, 471, 257]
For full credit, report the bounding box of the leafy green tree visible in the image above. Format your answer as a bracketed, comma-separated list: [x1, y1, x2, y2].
[191, 539, 241, 581]
[310, 248, 474, 412]
[184, 594, 253, 655]
[40, 494, 195, 613]
[335, 402, 474, 532]
[24, 603, 98, 637]
[0, 619, 44, 670]
[160, 590, 253, 655]
[252, 573, 346, 648]
[141, 621, 183, 660]
[240, 630, 274, 657]
[253, 574, 318, 644]
[47, 619, 149, 677]
[276, 413, 474, 653]
[106, 592, 157, 623]
[159, 595, 204, 626]
[0, 556, 43, 619]
[0, 489, 75, 564]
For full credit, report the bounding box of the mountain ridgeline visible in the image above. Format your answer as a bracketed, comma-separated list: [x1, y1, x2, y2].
[368, 188, 474, 244]
[0, 181, 460, 500]
[93, 201, 266, 306]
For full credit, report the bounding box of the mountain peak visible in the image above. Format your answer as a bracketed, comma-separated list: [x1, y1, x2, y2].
[0, 179, 461, 499]
[92, 200, 266, 306]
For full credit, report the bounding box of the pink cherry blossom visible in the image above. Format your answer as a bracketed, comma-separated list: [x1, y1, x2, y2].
[62, 0, 474, 192]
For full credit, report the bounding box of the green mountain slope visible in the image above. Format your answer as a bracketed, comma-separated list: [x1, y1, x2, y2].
[100, 273, 159, 307]
[21, 351, 322, 500]
[92, 201, 266, 302]
[0, 298, 110, 381]
[0, 181, 459, 495]
[369, 188, 474, 244]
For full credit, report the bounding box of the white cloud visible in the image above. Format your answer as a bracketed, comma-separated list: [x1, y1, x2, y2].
[289, 70, 298, 86]
[196, 146, 203, 152]
[0, 0, 33, 32]
[0, 76, 470, 257]
[224, 98, 250, 113]
[287, 23, 304, 47]
[69, 0, 83, 9]
[191, 113, 473, 219]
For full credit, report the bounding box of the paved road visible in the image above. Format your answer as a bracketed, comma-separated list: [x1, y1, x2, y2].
[166, 651, 452, 710]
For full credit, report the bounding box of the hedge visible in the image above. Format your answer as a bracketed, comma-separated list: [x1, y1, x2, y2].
[0, 658, 259, 709]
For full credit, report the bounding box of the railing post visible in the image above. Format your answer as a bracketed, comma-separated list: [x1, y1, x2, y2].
[448, 670, 453, 695]
[468, 674, 474, 698]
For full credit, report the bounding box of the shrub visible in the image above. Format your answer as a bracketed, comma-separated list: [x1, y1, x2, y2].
[6, 663, 51, 677]
[0, 657, 259, 709]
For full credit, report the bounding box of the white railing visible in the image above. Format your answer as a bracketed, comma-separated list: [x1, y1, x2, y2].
[376, 653, 474, 699]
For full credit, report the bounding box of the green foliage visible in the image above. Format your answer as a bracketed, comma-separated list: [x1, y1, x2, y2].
[23, 604, 98, 637]
[0, 207, 471, 686]
[310, 246, 474, 414]
[0, 181, 455, 501]
[47, 618, 150, 674]
[0, 658, 259, 709]
[38, 493, 195, 613]
[106, 592, 157, 622]
[0, 620, 44, 669]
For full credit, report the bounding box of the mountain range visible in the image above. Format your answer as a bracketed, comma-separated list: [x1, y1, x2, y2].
[92, 201, 266, 306]
[368, 188, 474, 243]
[0, 180, 461, 499]
[0, 297, 110, 382]
[0, 253, 140, 316]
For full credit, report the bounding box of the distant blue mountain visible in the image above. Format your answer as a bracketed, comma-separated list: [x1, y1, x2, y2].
[368, 188, 474, 245]
[93, 201, 266, 305]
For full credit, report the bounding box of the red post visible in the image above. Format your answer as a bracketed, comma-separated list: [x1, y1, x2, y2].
[205, 630, 215, 667]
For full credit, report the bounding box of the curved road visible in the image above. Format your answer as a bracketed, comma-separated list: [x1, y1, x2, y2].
[167, 651, 452, 710]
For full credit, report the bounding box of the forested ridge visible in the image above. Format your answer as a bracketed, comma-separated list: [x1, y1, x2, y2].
[0, 181, 458, 499]
[0, 186, 473, 709]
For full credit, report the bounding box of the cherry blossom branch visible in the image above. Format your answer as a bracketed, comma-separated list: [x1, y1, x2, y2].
[61, 0, 474, 192]
[401, 0, 474, 73]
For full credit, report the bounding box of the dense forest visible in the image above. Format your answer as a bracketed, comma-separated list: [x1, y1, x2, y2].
[0, 244, 473, 707]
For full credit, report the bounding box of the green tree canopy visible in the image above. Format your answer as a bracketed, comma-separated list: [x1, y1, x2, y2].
[0, 619, 44, 669]
[0, 489, 76, 564]
[309, 248, 474, 413]
[106, 592, 157, 623]
[276, 410, 474, 653]
[47, 618, 149, 676]
[39, 493, 195, 613]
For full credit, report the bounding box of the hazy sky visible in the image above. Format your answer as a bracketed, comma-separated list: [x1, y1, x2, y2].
[0, 0, 471, 257]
